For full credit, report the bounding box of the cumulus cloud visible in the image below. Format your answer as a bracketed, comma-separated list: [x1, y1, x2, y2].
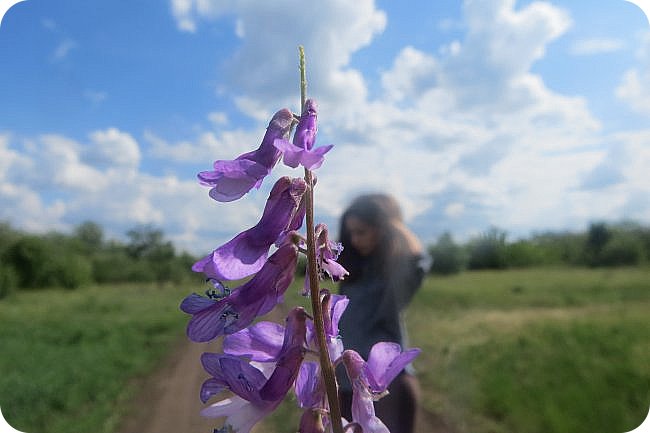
[159, 0, 645, 242]
[84, 128, 141, 170]
[6, 0, 647, 256]
[0, 129, 268, 254]
[144, 126, 265, 164]
[169, 0, 385, 120]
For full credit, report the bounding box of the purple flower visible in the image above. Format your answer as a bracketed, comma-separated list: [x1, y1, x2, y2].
[315, 224, 348, 283]
[193, 176, 306, 281]
[224, 290, 349, 421]
[273, 99, 333, 170]
[200, 308, 309, 433]
[198, 108, 294, 202]
[341, 343, 421, 433]
[180, 242, 298, 342]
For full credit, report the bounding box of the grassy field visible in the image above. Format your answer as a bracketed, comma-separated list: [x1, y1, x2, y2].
[408, 267, 650, 433]
[0, 267, 648, 433]
[0, 283, 190, 433]
[262, 267, 650, 433]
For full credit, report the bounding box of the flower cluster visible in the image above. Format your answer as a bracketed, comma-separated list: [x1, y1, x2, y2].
[181, 89, 420, 432]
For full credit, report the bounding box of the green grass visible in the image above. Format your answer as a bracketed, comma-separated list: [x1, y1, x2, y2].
[0, 283, 190, 433]
[1, 268, 648, 433]
[408, 267, 650, 433]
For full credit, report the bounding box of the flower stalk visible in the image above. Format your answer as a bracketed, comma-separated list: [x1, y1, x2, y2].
[300, 45, 345, 433]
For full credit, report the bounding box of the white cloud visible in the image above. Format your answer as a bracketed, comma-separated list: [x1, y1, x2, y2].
[85, 128, 141, 170]
[83, 89, 108, 105]
[159, 0, 639, 243]
[0, 129, 267, 254]
[617, 69, 650, 115]
[616, 31, 650, 115]
[169, 0, 386, 120]
[144, 127, 263, 163]
[52, 38, 76, 62]
[569, 37, 625, 55]
[381, 46, 439, 102]
[207, 111, 228, 126]
[6, 0, 648, 257]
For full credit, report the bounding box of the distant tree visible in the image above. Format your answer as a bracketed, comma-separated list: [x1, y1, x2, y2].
[467, 227, 508, 270]
[126, 224, 173, 259]
[126, 224, 177, 284]
[429, 232, 464, 274]
[584, 222, 611, 266]
[74, 221, 104, 252]
[4, 236, 54, 288]
[504, 240, 545, 267]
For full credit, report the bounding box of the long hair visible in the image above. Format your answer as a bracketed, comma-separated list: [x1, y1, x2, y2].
[338, 194, 421, 285]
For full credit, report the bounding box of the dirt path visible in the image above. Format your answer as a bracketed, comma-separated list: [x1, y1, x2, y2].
[116, 336, 222, 433]
[116, 334, 454, 433]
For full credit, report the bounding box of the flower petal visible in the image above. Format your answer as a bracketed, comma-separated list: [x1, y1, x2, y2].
[223, 321, 285, 362]
[185, 303, 229, 342]
[351, 390, 389, 433]
[295, 361, 323, 409]
[366, 343, 421, 392]
[300, 144, 333, 170]
[179, 293, 216, 314]
[198, 108, 293, 202]
[200, 377, 227, 403]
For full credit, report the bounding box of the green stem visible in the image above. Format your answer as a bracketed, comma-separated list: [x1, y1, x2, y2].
[299, 45, 345, 433]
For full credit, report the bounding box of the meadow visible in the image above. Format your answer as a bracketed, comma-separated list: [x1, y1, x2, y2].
[0, 283, 190, 433]
[0, 267, 648, 433]
[265, 267, 650, 433]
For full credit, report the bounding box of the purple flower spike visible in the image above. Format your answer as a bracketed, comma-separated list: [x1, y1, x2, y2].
[273, 99, 333, 170]
[193, 176, 306, 281]
[181, 243, 298, 342]
[198, 108, 294, 202]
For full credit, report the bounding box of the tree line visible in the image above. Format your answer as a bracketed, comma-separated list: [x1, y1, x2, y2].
[428, 221, 650, 274]
[0, 221, 199, 298]
[2, 220, 649, 298]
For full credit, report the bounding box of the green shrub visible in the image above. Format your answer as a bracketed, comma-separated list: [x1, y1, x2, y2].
[504, 240, 545, 267]
[429, 232, 465, 274]
[0, 264, 18, 299]
[51, 254, 93, 290]
[4, 236, 55, 289]
[467, 228, 508, 270]
[597, 235, 643, 267]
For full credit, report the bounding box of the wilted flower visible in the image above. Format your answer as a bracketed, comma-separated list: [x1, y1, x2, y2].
[198, 108, 294, 202]
[273, 99, 333, 170]
[180, 242, 298, 342]
[193, 176, 306, 281]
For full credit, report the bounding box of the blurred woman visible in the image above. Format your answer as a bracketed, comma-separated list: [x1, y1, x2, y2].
[336, 193, 426, 433]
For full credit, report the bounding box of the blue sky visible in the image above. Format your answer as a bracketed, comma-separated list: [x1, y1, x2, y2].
[1, 0, 649, 254]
